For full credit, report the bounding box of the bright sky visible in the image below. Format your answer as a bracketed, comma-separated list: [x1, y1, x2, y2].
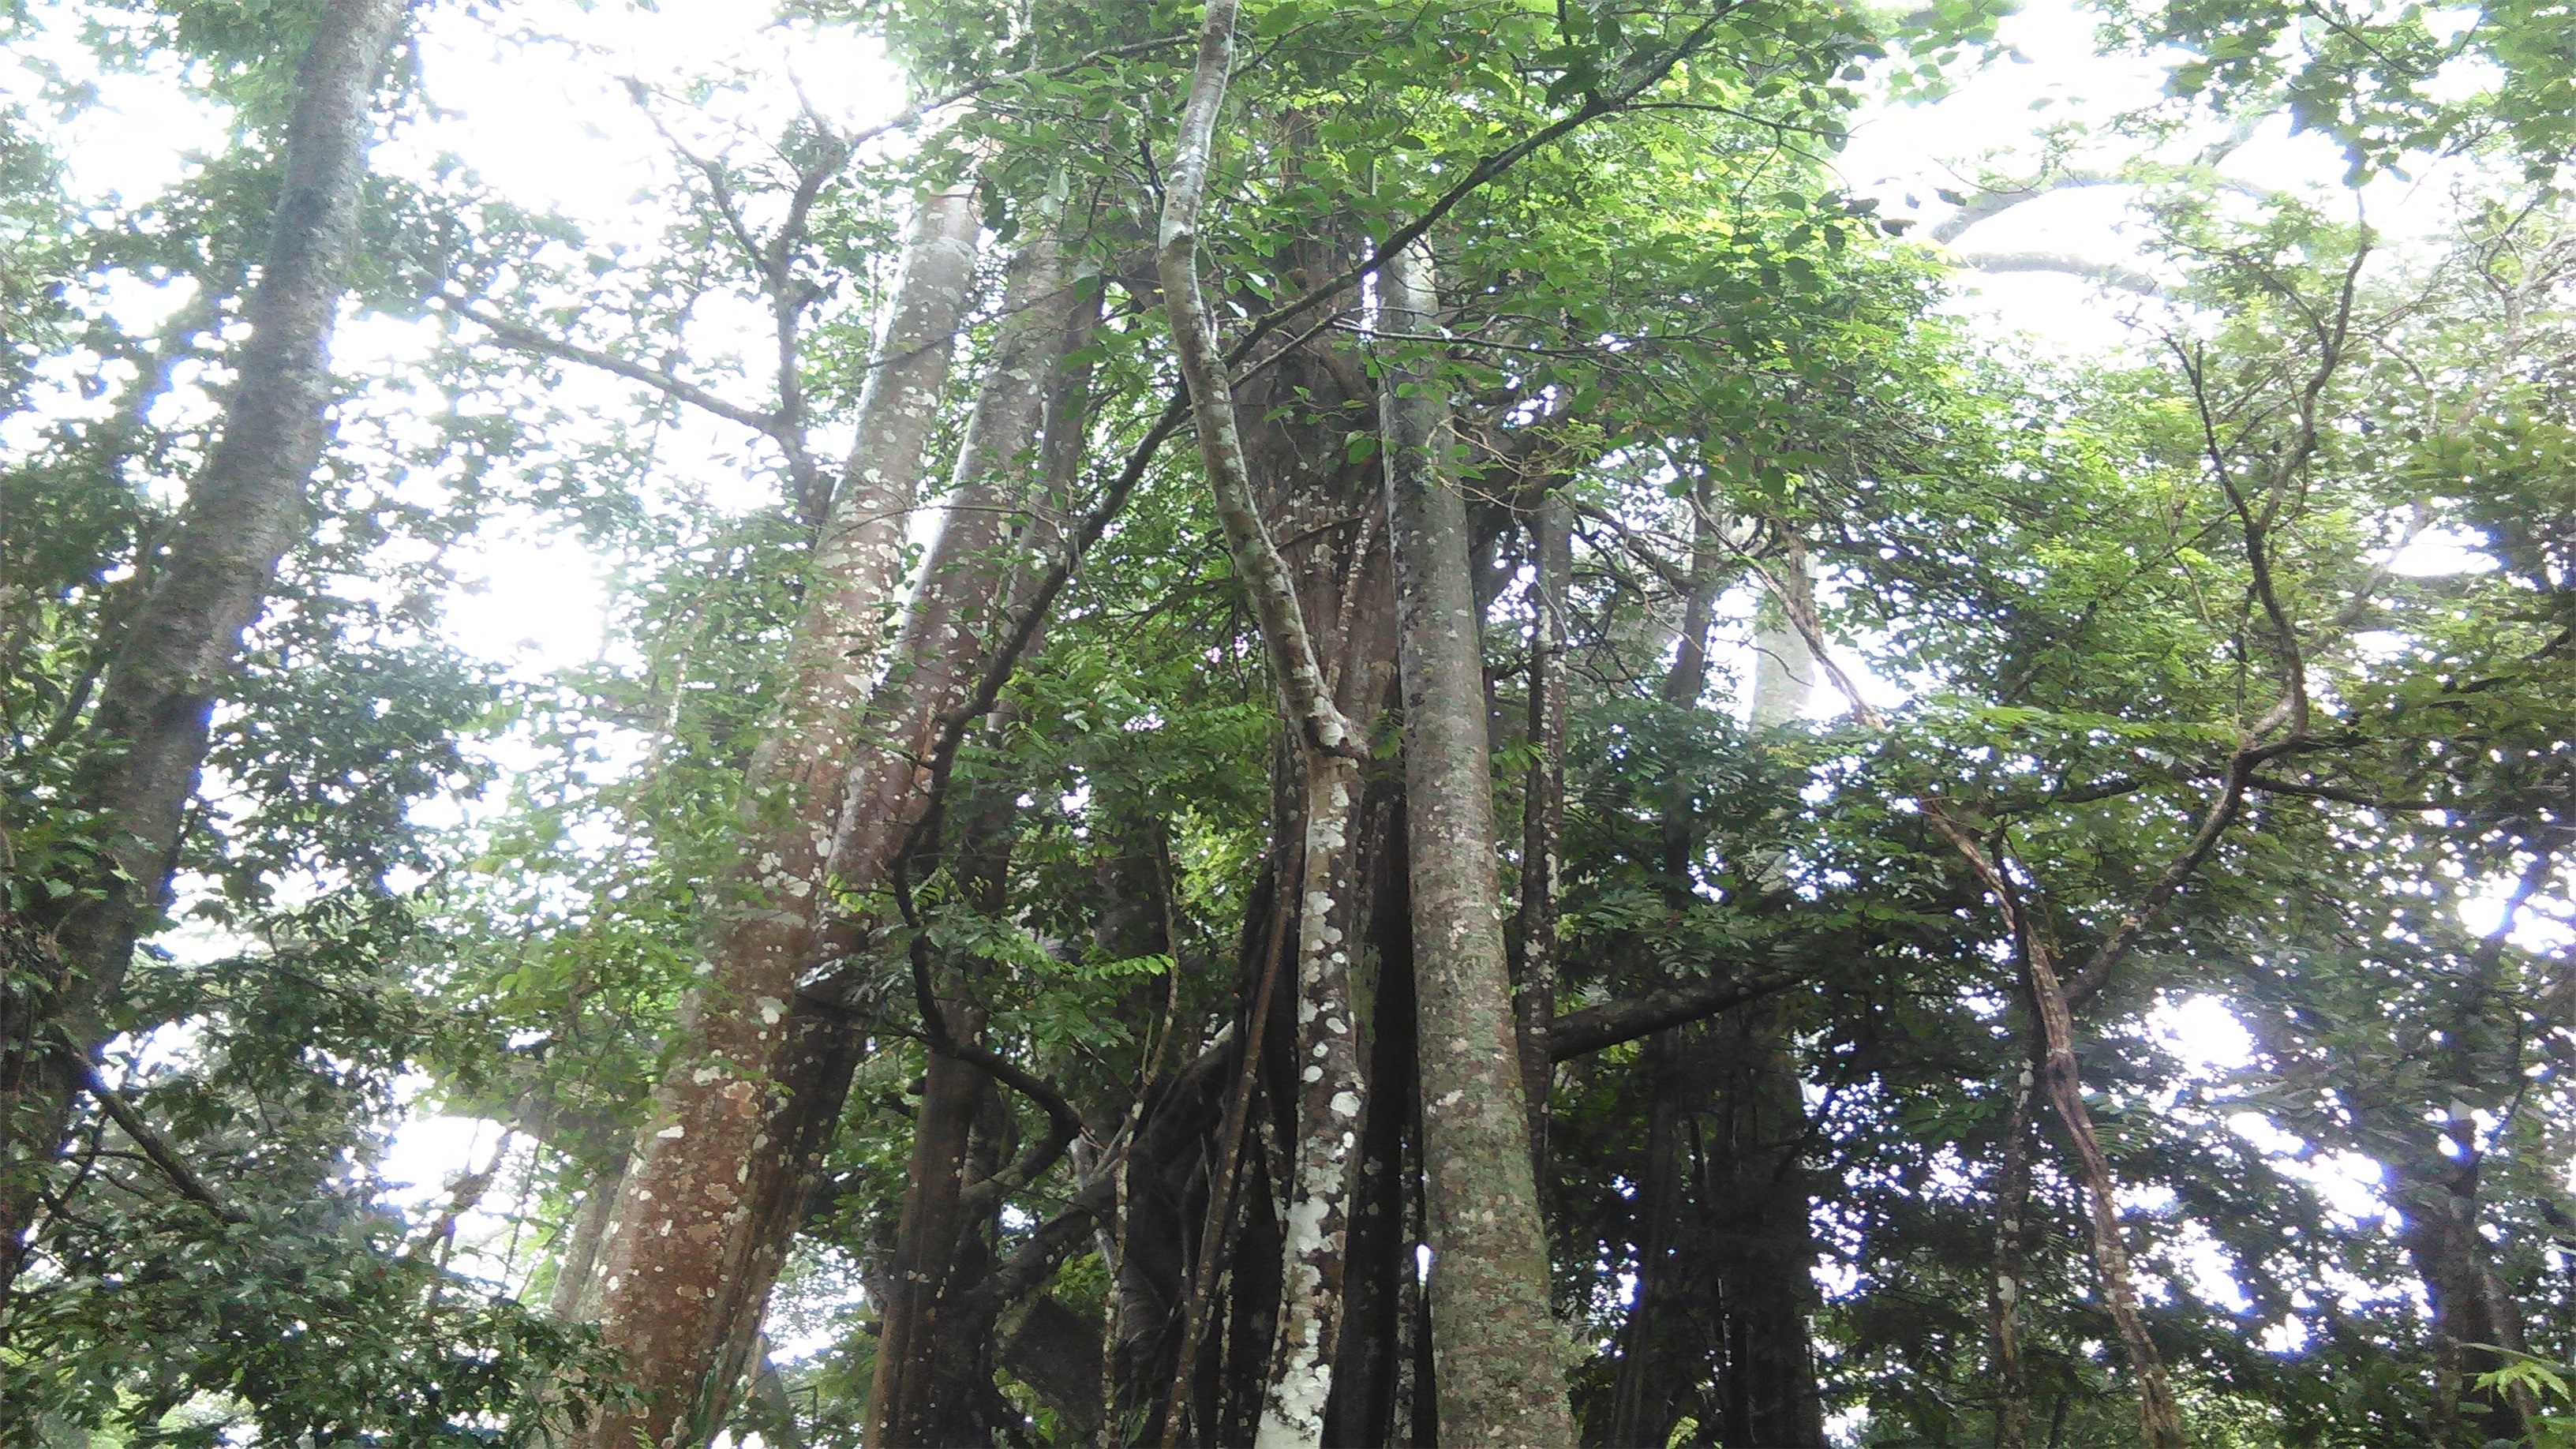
[6, 0, 2548, 1372]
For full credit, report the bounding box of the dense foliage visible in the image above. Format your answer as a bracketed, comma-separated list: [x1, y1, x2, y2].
[2, 0, 2573, 1444]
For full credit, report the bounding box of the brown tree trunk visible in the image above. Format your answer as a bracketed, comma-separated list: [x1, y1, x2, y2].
[818, 234, 1089, 1449]
[2370, 1091, 2537, 1443]
[1326, 818, 1419, 1448]
[1380, 238, 1574, 1447]
[0, 0, 410, 1301]
[547, 1159, 624, 1324]
[1705, 1009, 1825, 1448]
[869, 1014, 997, 1443]
[2392, 1151, 2534, 1443]
[1607, 1036, 1693, 1449]
[571, 185, 981, 1449]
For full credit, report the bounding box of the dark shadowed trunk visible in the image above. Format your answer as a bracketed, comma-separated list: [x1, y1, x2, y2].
[0, 0, 410, 1302]
[1702, 1007, 1826, 1447]
[1325, 814, 1418, 1448]
[1989, 1069, 2039, 1449]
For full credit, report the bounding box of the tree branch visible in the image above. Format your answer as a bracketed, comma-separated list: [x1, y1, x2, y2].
[1954, 249, 2167, 295]
[453, 301, 784, 437]
[85, 1069, 244, 1224]
[1548, 964, 1817, 1060]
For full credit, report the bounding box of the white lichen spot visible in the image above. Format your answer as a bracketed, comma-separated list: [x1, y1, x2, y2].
[1330, 1091, 1361, 1118]
[657, 1123, 686, 1140]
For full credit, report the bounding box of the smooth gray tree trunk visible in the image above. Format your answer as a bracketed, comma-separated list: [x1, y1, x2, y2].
[1380, 239, 1575, 1449]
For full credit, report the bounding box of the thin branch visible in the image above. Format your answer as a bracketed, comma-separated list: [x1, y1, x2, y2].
[85, 1069, 243, 1224]
[1216, 2, 1743, 372]
[841, 36, 1199, 155]
[453, 301, 784, 437]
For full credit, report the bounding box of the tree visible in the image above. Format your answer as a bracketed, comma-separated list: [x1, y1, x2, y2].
[12, 0, 2576, 1444]
[3, 0, 413, 1299]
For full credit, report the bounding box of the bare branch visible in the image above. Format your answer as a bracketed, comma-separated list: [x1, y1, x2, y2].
[1548, 964, 1818, 1060]
[1954, 249, 2168, 295]
[453, 301, 784, 437]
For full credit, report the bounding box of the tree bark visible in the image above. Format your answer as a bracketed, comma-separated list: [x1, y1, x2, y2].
[0, 0, 410, 1300]
[868, 1014, 995, 1444]
[2024, 940, 2187, 1449]
[2389, 1140, 2535, 1444]
[547, 1159, 623, 1324]
[859, 234, 1088, 1449]
[1326, 822, 1418, 1448]
[1380, 238, 1575, 1448]
[1153, 13, 1389, 1443]
[1607, 1036, 1692, 1449]
[570, 185, 980, 1449]
[1989, 1069, 2038, 1449]
[1253, 751, 1368, 1449]
[1511, 494, 1571, 1167]
[1705, 1009, 1826, 1448]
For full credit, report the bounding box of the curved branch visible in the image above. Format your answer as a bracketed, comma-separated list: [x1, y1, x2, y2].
[1953, 249, 2168, 296]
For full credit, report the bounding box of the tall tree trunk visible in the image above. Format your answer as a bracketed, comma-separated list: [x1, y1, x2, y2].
[1747, 534, 1818, 729]
[850, 233, 1086, 1449]
[1511, 494, 1571, 1167]
[1154, 10, 1394, 1443]
[2364, 1074, 2537, 1445]
[571, 185, 980, 1449]
[1326, 817, 1418, 1448]
[1989, 1070, 2038, 1449]
[1380, 238, 1574, 1447]
[1705, 1009, 1825, 1448]
[1254, 750, 1368, 1449]
[2391, 1145, 2534, 1443]
[1717, 535, 1825, 1447]
[547, 1159, 624, 1324]
[0, 0, 410, 1301]
[1607, 1036, 1694, 1449]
